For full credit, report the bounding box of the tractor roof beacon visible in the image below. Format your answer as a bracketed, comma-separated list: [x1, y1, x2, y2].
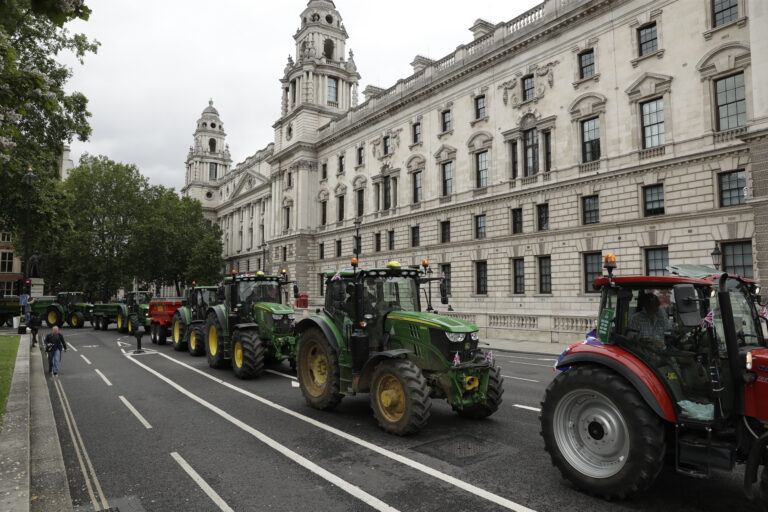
[294, 259, 504, 435]
[541, 254, 768, 507]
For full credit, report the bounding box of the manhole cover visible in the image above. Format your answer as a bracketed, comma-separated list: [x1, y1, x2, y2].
[412, 434, 506, 466]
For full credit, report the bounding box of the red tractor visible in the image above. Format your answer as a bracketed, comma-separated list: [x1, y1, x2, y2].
[541, 255, 768, 509]
[148, 297, 184, 345]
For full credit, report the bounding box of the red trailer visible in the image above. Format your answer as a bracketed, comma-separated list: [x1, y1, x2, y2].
[148, 297, 184, 345]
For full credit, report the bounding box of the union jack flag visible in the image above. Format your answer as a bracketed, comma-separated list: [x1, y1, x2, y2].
[485, 351, 494, 363]
[453, 351, 461, 366]
[760, 306, 768, 322]
[331, 272, 341, 281]
[702, 309, 715, 328]
[583, 329, 602, 345]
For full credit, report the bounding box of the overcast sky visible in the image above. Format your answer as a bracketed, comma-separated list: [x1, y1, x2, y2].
[62, 0, 541, 191]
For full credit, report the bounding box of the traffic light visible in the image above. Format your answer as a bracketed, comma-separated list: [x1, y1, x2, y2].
[24, 279, 31, 294]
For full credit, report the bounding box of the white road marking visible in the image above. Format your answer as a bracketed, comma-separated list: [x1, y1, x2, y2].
[119, 396, 152, 429]
[94, 369, 112, 386]
[120, 348, 126, 354]
[500, 360, 554, 368]
[139, 351, 537, 512]
[171, 452, 235, 512]
[80, 355, 92, 365]
[53, 378, 110, 510]
[67, 344, 78, 352]
[501, 374, 539, 383]
[126, 355, 400, 512]
[291, 381, 300, 388]
[513, 404, 541, 412]
[494, 354, 556, 363]
[265, 369, 297, 380]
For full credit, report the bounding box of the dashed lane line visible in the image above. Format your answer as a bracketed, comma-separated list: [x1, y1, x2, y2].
[265, 369, 297, 380]
[171, 452, 235, 512]
[119, 396, 153, 429]
[134, 351, 537, 512]
[126, 355, 400, 512]
[67, 343, 78, 352]
[513, 404, 541, 412]
[94, 369, 112, 386]
[500, 360, 554, 368]
[80, 355, 92, 365]
[501, 374, 539, 383]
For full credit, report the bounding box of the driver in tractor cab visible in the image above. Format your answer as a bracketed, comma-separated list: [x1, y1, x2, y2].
[629, 292, 673, 348]
[343, 283, 355, 315]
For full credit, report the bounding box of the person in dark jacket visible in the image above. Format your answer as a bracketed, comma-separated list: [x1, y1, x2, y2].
[44, 326, 67, 376]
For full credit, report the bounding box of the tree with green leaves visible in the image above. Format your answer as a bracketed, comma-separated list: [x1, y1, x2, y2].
[0, 0, 98, 267]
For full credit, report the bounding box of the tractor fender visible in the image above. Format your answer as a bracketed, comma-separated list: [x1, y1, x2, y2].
[206, 305, 229, 340]
[355, 349, 413, 393]
[175, 306, 191, 326]
[295, 317, 341, 354]
[189, 318, 205, 326]
[234, 322, 259, 331]
[557, 351, 677, 423]
[117, 304, 129, 319]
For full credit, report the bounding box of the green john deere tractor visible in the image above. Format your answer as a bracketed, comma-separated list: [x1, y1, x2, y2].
[295, 260, 504, 435]
[204, 270, 299, 378]
[125, 290, 152, 335]
[46, 292, 94, 328]
[170, 284, 219, 354]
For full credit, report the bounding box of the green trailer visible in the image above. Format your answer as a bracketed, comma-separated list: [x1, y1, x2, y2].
[0, 295, 55, 327]
[92, 290, 152, 333]
[45, 292, 94, 328]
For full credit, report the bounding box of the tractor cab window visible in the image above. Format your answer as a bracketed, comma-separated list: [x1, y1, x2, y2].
[362, 275, 419, 316]
[247, 281, 280, 304]
[70, 293, 84, 304]
[710, 279, 764, 349]
[137, 293, 151, 305]
[199, 289, 217, 308]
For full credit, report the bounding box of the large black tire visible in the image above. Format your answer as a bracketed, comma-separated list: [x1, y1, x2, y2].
[540, 364, 666, 500]
[117, 310, 128, 333]
[231, 329, 264, 379]
[150, 323, 158, 344]
[158, 324, 167, 345]
[70, 311, 85, 329]
[128, 314, 139, 336]
[297, 328, 342, 410]
[455, 365, 504, 419]
[93, 316, 101, 330]
[188, 324, 205, 356]
[369, 359, 431, 435]
[46, 307, 61, 328]
[172, 312, 187, 351]
[759, 464, 768, 512]
[205, 313, 227, 369]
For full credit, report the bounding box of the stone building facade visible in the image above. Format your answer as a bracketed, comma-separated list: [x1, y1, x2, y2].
[182, 0, 768, 343]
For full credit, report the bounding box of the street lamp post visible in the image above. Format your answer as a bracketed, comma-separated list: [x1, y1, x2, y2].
[353, 218, 361, 262]
[260, 242, 268, 273]
[711, 243, 722, 271]
[22, 167, 37, 283]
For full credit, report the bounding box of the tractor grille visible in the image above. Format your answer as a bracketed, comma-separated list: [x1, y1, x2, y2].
[429, 330, 479, 364]
[274, 317, 292, 334]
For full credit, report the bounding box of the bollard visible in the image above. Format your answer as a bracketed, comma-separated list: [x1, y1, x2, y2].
[130, 314, 144, 354]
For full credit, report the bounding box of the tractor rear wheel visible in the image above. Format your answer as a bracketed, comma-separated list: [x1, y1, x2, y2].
[117, 310, 128, 333]
[540, 364, 665, 500]
[205, 314, 227, 369]
[370, 359, 431, 435]
[150, 323, 157, 344]
[297, 329, 342, 410]
[70, 311, 84, 329]
[231, 329, 264, 379]
[93, 317, 101, 330]
[455, 365, 504, 419]
[46, 308, 60, 328]
[172, 313, 187, 351]
[188, 324, 205, 356]
[158, 324, 167, 345]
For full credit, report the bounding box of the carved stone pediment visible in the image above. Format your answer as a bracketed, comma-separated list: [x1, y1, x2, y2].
[433, 144, 457, 163]
[405, 154, 426, 172]
[568, 92, 607, 120]
[625, 72, 673, 102]
[696, 42, 750, 79]
[334, 183, 347, 196]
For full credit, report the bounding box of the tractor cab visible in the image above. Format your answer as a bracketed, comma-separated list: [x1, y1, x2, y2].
[222, 271, 297, 337]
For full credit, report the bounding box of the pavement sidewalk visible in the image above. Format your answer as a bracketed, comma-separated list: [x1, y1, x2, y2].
[0, 333, 72, 512]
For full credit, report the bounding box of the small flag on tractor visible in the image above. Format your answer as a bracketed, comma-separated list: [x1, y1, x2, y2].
[453, 351, 461, 366]
[331, 272, 341, 281]
[760, 306, 768, 321]
[702, 309, 715, 328]
[485, 351, 493, 364]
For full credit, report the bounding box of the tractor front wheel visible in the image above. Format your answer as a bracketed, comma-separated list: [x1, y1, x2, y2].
[188, 324, 205, 356]
[157, 324, 167, 345]
[46, 308, 60, 328]
[93, 317, 101, 331]
[370, 359, 431, 435]
[117, 310, 128, 333]
[231, 329, 264, 379]
[172, 313, 187, 351]
[297, 329, 342, 410]
[205, 314, 227, 369]
[150, 323, 158, 344]
[455, 365, 504, 419]
[540, 364, 665, 500]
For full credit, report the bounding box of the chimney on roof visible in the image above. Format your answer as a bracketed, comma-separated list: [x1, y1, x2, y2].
[470, 18, 495, 40]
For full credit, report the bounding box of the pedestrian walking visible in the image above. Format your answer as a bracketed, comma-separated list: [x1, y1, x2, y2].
[44, 326, 67, 376]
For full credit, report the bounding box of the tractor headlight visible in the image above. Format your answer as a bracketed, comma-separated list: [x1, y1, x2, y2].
[470, 331, 479, 341]
[288, 314, 295, 320]
[746, 351, 753, 370]
[445, 332, 466, 342]
[272, 314, 284, 320]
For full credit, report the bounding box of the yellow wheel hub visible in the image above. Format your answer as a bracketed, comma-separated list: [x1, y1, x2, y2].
[302, 341, 328, 396]
[128, 321, 133, 334]
[71, 315, 78, 327]
[117, 314, 123, 329]
[234, 342, 243, 368]
[48, 311, 57, 324]
[209, 326, 218, 356]
[189, 330, 196, 350]
[174, 321, 180, 343]
[376, 375, 406, 423]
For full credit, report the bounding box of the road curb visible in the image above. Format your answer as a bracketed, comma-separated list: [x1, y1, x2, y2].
[0, 334, 30, 511]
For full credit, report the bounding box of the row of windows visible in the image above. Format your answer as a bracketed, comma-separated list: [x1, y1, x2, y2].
[313, 169, 744, 232]
[0, 252, 13, 273]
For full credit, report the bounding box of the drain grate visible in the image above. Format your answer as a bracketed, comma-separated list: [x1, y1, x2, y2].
[412, 434, 509, 466]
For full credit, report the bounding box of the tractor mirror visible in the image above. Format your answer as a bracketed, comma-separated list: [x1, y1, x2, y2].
[674, 284, 702, 328]
[293, 283, 299, 299]
[439, 280, 448, 305]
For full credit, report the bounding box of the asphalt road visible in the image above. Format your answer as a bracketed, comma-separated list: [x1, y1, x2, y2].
[32, 325, 761, 512]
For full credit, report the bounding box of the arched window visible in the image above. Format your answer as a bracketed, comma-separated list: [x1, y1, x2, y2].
[324, 39, 334, 60]
[209, 138, 216, 153]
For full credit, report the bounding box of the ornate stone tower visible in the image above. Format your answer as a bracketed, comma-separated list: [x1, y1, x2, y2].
[276, 0, 360, 150]
[182, 100, 232, 219]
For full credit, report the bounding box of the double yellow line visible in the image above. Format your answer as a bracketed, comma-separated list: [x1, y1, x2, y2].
[52, 378, 109, 511]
